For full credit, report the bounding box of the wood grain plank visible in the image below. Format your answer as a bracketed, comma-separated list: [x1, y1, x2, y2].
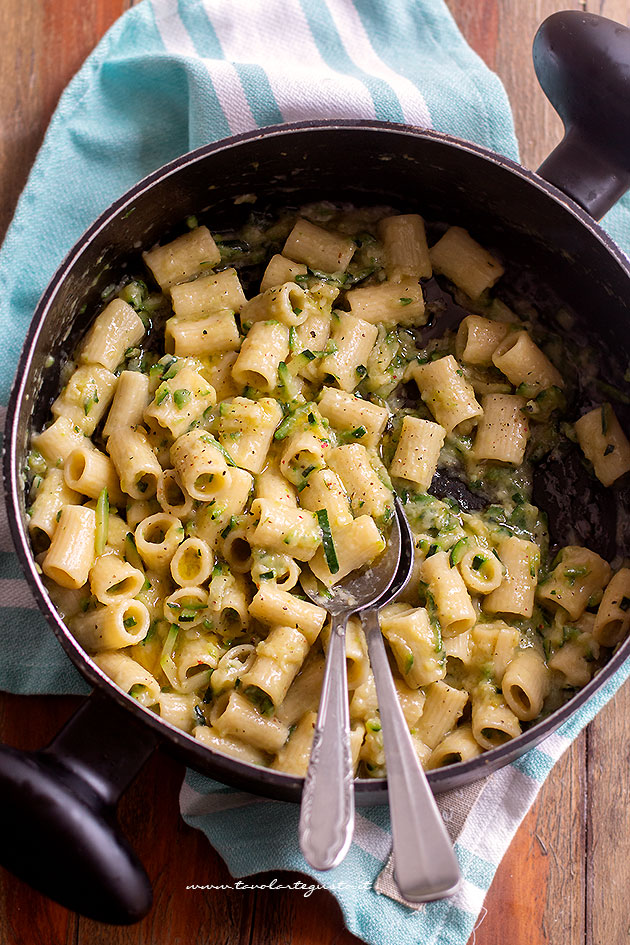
[470, 735, 586, 945]
[586, 677, 630, 945]
[447, 0, 576, 170]
[248, 871, 362, 945]
[0, 0, 128, 239]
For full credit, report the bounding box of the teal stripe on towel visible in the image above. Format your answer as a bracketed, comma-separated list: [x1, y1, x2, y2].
[298, 0, 405, 123]
[178, 0, 285, 127]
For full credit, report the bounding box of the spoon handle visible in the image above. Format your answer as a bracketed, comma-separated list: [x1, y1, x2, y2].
[299, 611, 354, 870]
[362, 607, 461, 901]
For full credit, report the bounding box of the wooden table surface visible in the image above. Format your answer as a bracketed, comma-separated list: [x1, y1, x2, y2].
[1, 1, 629, 943]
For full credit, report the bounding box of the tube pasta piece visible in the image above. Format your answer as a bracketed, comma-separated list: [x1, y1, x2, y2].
[64, 447, 125, 505]
[279, 430, 329, 486]
[32, 416, 90, 466]
[202, 351, 240, 401]
[378, 213, 431, 281]
[240, 282, 312, 328]
[411, 355, 483, 433]
[170, 430, 231, 502]
[282, 218, 355, 274]
[421, 551, 476, 637]
[320, 615, 369, 690]
[492, 331, 564, 392]
[473, 394, 529, 464]
[346, 281, 426, 327]
[142, 226, 221, 291]
[71, 599, 150, 652]
[548, 632, 599, 687]
[471, 621, 521, 684]
[28, 469, 81, 546]
[241, 625, 313, 707]
[291, 311, 331, 381]
[251, 551, 301, 591]
[93, 651, 161, 708]
[193, 726, 268, 766]
[210, 645, 256, 697]
[103, 370, 151, 439]
[537, 545, 611, 621]
[222, 522, 255, 574]
[170, 268, 246, 319]
[429, 226, 504, 298]
[126, 499, 161, 532]
[255, 464, 298, 508]
[134, 512, 184, 573]
[414, 680, 468, 750]
[309, 515, 385, 587]
[574, 404, 630, 487]
[502, 648, 550, 722]
[359, 718, 385, 775]
[144, 365, 216, 438]
[298, 468, 353, 529]
[458, 547, 503, 594]
[389, 416, 445, 489]
[484, 536, 540, 618]
[455, 315, 511, 366]
[344, 617, 369, 689]
[428, 723, 483, 769]
[393, 677, 427, 729]
[108, 426, 162, 500]
[217, 397, 283, 474]
[193, 466, 253, 548]
[276, 652, 325, 725]
[128, 571, 168, 627]
[349, 671, 378, 722]
[443, 631, 472, 665]
[165, 311, 240, 357]
[212, 689, 289, 754]
[320, 314, 378, 392]
[379, 602, 446, 687]
[79, 299, 145, 372]
[231, 320, 289, 392]
[52, 365, 118, 436]
[250, 584, 326, 642]
[471, 683, 521, 749]
[89, 554, 145, 605]
[42, 505, 96, 589]
[175, 632, 224, 691]
[328, 443, 394, 523]
[105, 514, 130, 555]
[272, 710, 317, 775]
[165, 586, 209, 629]
[170, 537, 214, 587]
[250, 498, 321, 561]
[260, 254, 308, 292]
[158, 693, 200, 732]
[156, 469, 194, 518]
[592, 567, 630, 646]
[317, 387, 388, 448]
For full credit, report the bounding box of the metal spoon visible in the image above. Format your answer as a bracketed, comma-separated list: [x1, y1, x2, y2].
[361, 500, 462, 902]
[298, 495, 411, 870]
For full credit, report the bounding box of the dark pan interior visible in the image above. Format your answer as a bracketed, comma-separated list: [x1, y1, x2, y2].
[7, 121, 630, 802]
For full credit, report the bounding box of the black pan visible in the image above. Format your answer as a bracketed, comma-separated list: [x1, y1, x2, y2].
[2, 9, 630, 926]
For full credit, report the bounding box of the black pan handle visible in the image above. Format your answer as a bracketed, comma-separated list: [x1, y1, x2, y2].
[0, 689, 158, 923]
[533, 11, 630, 219]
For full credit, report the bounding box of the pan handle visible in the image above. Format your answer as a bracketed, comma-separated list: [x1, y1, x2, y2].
[0, 688, 157, 923]
[533, 11, 630, 219]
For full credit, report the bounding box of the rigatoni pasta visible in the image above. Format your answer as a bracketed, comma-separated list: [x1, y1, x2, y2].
[28, 201, 630, 781]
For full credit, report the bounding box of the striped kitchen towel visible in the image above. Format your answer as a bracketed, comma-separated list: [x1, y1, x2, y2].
[0, 2, 629, 944]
